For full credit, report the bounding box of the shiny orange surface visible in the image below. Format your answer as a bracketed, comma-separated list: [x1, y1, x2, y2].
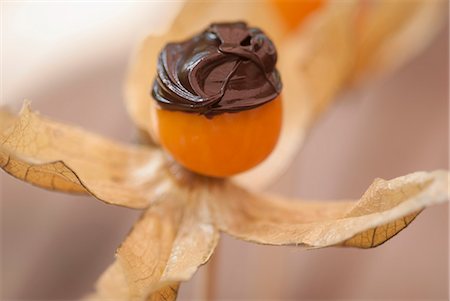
[272, 0, 324, 31]
[156, 96, 282, 177]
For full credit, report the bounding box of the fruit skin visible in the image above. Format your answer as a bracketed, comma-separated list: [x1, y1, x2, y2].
[156, 96, 282, 178]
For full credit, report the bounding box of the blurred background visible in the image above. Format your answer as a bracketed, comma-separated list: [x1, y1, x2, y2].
[1, 1, 448, 300]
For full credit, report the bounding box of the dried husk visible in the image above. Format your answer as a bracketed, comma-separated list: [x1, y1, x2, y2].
[1, 104, 448, 301]
[212, 171, 448, 248]
[89, 170, 448, 300]
[351, 0, 446, 81]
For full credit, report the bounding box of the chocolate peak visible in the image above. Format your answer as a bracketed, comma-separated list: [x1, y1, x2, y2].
[152, 22, 282, 117]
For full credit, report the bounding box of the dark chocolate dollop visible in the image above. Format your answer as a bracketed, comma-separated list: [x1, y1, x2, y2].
[152, 22, 282, 117]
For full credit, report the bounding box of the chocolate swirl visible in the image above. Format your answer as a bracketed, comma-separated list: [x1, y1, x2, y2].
[152, 22, 282, 117]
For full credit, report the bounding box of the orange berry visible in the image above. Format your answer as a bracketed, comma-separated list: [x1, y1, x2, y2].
[272, 0, 324, 31]
[156, 96, 282, 178]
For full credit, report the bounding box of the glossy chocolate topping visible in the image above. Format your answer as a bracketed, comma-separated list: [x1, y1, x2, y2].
[152, 22, 282, 117]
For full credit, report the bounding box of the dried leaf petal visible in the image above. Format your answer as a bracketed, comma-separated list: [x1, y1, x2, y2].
[235, 2, 357, 189]
[159, 187, 219, 285]
[0, 103, 172, 209]
[93, 199, 181, 301]
[353, 0, 446, 79]
[341, 211, 421, 248]
[242, 0, 445, 189]
[92, 185, 219, 301]
[1, 151, 87, 193]
[212, 171, 448, 248]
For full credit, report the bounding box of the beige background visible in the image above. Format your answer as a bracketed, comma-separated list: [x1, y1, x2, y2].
[1, 3, 448, 301]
